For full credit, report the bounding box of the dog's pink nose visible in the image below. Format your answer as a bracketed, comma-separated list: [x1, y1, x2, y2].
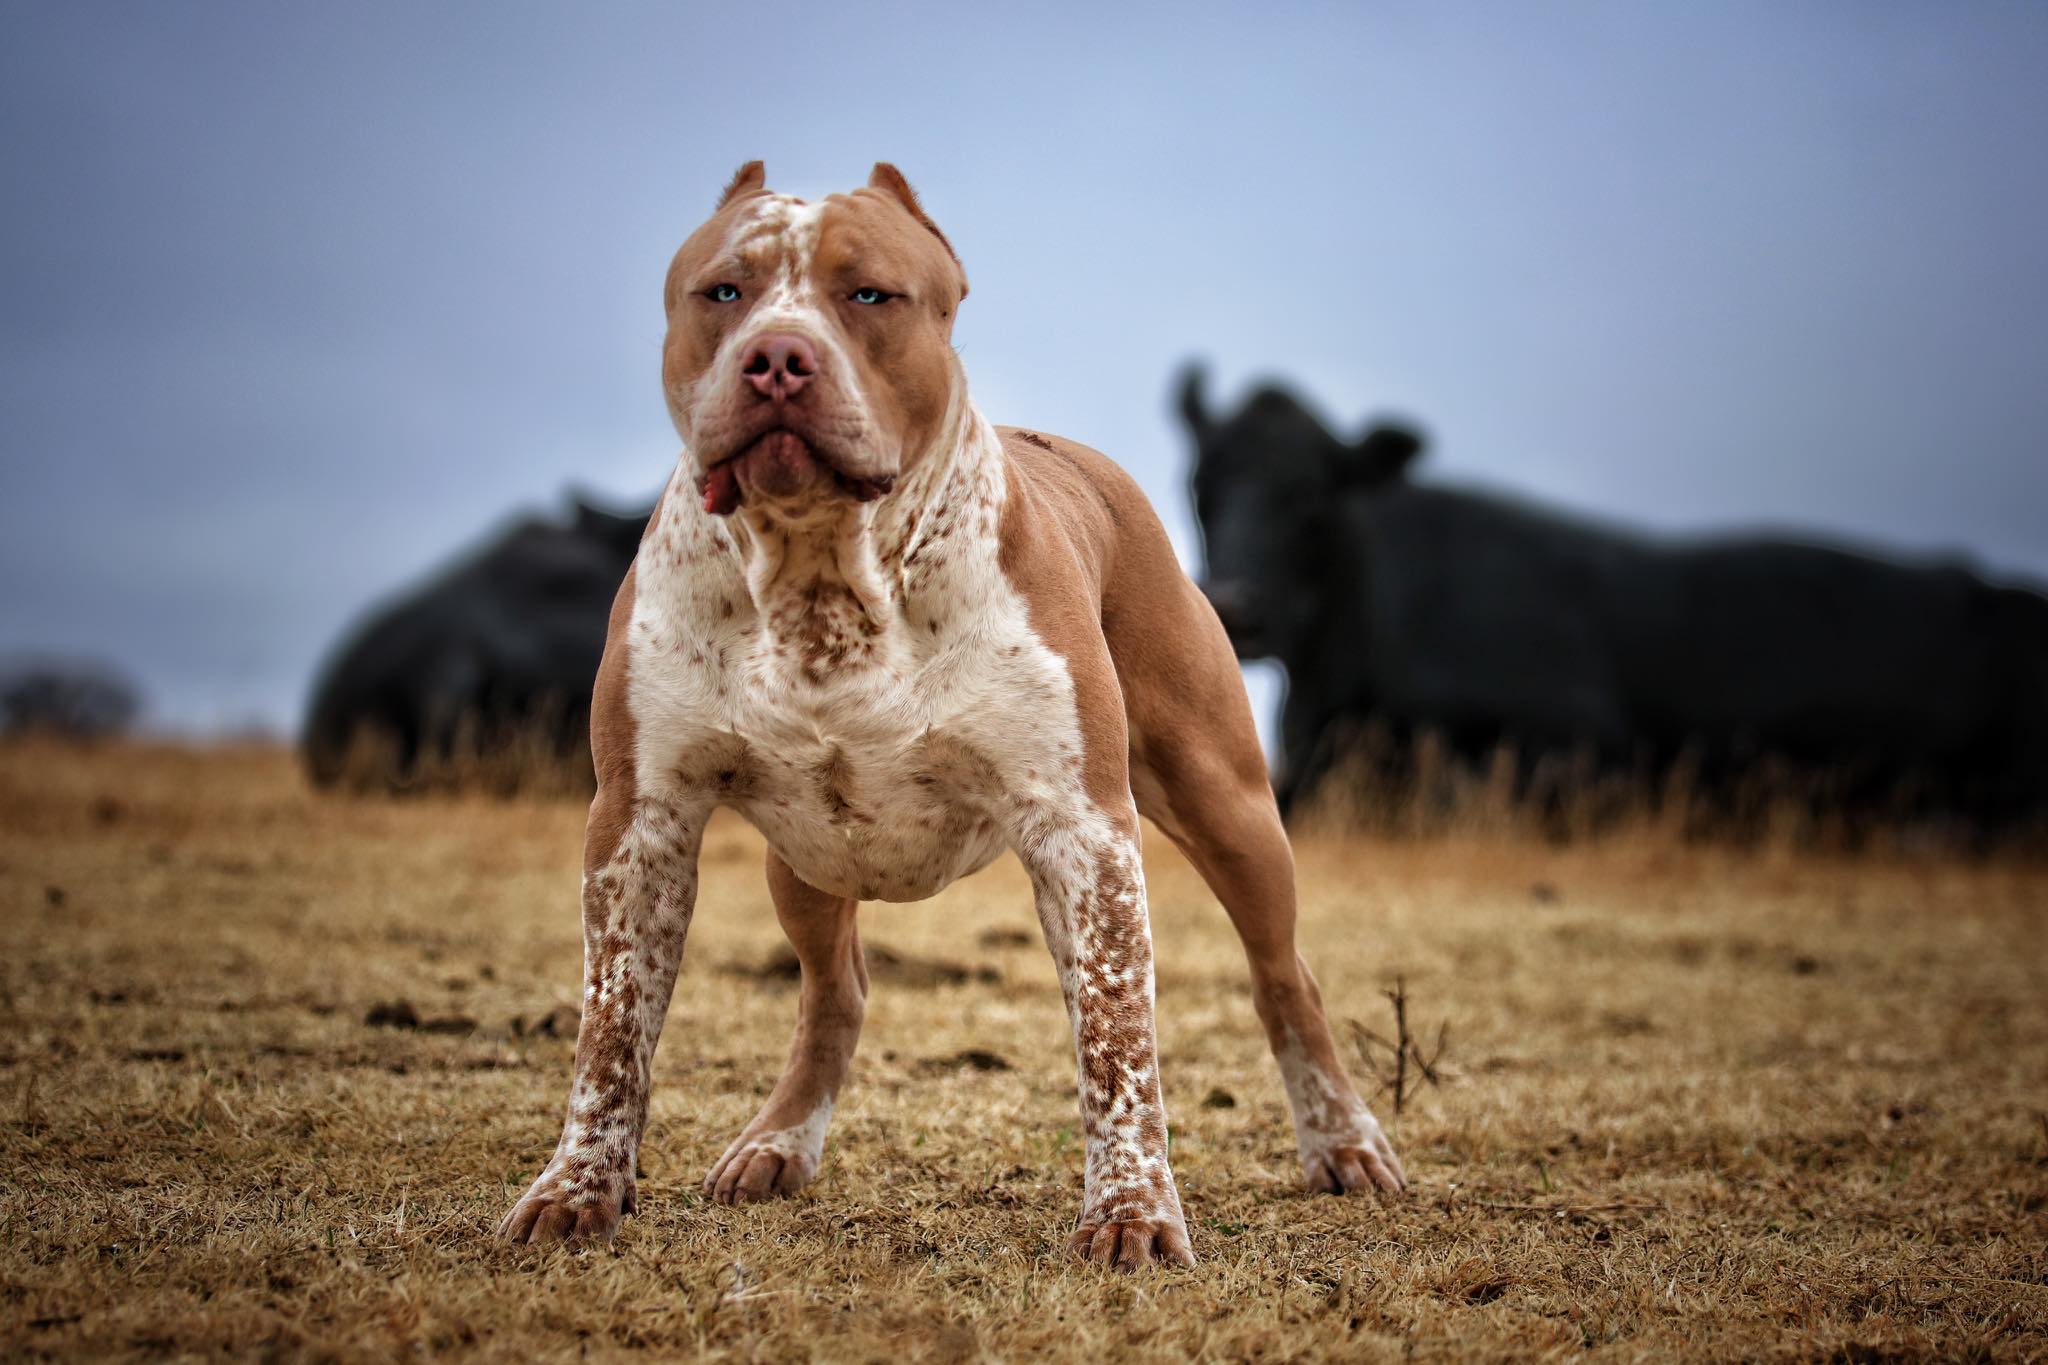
[741, 333, 818, 400]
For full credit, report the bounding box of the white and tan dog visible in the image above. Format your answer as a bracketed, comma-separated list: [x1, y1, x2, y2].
[497, 162, 1403, 1271]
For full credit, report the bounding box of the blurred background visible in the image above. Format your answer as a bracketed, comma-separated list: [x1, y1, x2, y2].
[3, 2, 2045, 806]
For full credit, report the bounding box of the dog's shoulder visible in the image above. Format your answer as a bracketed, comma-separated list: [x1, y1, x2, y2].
[994, 426, 1164, 601]
[991, 425, 1239, 760]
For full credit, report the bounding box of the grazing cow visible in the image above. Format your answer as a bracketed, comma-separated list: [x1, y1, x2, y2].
[301, 496, 650, 788]
[496, 163, 1404, 1272]
[1179, 365, 2048, 829]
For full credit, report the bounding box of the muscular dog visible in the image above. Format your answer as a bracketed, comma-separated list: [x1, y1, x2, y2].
[497, 162, 1404, 1270]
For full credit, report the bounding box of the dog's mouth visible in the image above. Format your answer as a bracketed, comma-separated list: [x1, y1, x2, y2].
[698, 429, 896, 516]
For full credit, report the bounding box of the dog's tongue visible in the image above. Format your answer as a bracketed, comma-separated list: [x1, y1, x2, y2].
[701, 463, 741, 516]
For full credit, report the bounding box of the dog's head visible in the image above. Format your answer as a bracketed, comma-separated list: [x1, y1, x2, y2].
[661, 162, 970, 517]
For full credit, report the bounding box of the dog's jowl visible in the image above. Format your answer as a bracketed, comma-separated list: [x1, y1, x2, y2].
[497, 162, 1404, 1270]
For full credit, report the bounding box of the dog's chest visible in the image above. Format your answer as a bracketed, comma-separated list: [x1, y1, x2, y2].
[626, 483, 1086, 903]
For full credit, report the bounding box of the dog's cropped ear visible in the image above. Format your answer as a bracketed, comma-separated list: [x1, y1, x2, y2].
[717, 161, 767, 210]
[867, 162, 968, 298]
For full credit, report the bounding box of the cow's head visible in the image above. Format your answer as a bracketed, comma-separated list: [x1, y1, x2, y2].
[569, 497, 653, 558]
[1178, 363, 1424, 660]
[661, 162, 971, 518]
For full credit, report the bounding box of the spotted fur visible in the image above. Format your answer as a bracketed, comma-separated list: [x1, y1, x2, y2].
[498, 164, 1402, 1271]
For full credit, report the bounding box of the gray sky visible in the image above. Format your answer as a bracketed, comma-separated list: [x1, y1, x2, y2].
[4, 1, 2045, 734]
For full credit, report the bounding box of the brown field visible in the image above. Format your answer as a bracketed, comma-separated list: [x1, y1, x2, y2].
[3, 740, 2045, 1362]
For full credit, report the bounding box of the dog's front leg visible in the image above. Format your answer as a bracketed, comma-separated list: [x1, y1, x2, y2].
[499, 799, 706, 1246]
[1021, 818, 1194, 1271]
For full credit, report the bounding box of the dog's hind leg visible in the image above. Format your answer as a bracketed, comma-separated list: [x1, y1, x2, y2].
[1137, 741, 1405, 1196]
[703, 851, 866, 1204]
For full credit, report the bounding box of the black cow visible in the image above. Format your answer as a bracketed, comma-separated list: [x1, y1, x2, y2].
[1178, 365, 2048, 832]
[302, 495, 650, 790]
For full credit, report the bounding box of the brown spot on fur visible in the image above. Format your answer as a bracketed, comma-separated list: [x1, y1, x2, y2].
[673, 733, 753, 794]
[917, 732, 1003, 796]
[766, 575, 881, 682]
[810, 746, 868, 824]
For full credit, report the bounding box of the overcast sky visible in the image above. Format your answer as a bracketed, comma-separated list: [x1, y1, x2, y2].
[3, 2, 2045, 734]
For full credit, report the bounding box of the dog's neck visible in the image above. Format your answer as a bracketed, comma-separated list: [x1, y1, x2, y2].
[707, 389, 1005, 671]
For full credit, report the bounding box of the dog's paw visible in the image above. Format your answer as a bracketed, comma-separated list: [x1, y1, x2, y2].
[1066, 1213, 1196, 1271]
[703, 1130, 821, 1205]
[497, 1162, 633, 1247]
[1302, 1120, 1406, 1195]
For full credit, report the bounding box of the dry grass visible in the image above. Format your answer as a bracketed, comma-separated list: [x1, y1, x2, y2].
[315, 705, 596, 799]
[1296, 724, 2048, 857]
[3, 739, 2045, 1362]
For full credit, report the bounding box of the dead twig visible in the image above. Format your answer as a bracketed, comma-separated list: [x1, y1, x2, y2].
[1385, 979, 1410, 1111]
[1347, 977, 1451, 1114]
[16, 1068, 40, 1133]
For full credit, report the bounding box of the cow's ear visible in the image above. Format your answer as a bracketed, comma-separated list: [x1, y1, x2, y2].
[1176, 362, 1212, 435]
[1338, 421, 1427, 488]
[717, 160, 767, 209]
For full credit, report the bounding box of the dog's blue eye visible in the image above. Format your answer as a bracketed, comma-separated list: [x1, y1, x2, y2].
[707, 284, 741, 303]
[851, 287, 887, 305]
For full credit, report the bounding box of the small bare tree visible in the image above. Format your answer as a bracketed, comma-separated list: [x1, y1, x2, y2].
[1346, 976, 1450, 1115]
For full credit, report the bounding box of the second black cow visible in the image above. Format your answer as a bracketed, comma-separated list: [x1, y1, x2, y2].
[302, 495, 650, 791]
[1179, 366, 2048, 832]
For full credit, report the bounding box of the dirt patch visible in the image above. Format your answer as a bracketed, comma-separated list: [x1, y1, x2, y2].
[364, 999, 477, 1035]
[918, 1048, 1012, 1073]
[730, 942, 1000, 988]
[511, 1004, 581, 1039]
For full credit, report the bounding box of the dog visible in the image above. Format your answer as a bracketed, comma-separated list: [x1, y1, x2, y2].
[497, 162, 1404, 1270]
